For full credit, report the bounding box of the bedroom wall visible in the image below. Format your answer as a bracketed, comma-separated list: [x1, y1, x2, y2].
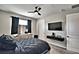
[37, 10, 79, 39]
[36, 12, 67, 48]
[45, 13, 66, 37]
[37, 13, 66, 38]
[0, 11, 37, 36]
[36, 19, 45, 39]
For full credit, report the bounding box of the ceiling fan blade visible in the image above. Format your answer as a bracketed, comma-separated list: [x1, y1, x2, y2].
[38, 12, 41, 15]
[35, 6, 38, 9]
[34, 10, 38, 12]
[38, 7, 41, 11]
[28, 11, 35, 13]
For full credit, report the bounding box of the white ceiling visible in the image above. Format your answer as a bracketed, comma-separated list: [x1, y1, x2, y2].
[0, 4, 75, 19]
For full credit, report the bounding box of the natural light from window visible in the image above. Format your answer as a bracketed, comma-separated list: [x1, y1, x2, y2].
[19, 19, 28, 25]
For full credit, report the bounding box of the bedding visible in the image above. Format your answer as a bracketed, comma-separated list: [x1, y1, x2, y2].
[15, 38, 50, 54]
[0, 34, 50, 54]
[0, 34, 17, 50]
[15, 33, 32, 40]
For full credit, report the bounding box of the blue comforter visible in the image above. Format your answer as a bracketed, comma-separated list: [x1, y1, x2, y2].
[15, 38, 50, 54]
[0, 35, 50, 54]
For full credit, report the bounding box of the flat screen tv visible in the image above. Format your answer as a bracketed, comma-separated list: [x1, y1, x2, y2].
[48, 22, 62, 31]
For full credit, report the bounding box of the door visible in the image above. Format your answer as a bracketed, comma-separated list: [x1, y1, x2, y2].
[66, 13, 79, 52]
[38, 19, 45, 39]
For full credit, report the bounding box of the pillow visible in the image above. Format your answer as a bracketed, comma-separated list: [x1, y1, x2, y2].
[0, 34, 17, 50]
[0, 34, 15, 40]
[0, 34, 5, 39]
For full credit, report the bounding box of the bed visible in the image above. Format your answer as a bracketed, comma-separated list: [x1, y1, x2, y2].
[0, 34, 50, 54]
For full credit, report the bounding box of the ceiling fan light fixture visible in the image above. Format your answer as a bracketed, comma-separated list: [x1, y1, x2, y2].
[34, 10, 38, 12]
[28, 6, 41, 16]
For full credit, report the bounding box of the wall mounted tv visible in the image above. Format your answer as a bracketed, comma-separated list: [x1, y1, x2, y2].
[48, 22, 62, 31]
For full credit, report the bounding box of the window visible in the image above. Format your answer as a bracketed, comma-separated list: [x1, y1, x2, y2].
[19, 19, 28, 25]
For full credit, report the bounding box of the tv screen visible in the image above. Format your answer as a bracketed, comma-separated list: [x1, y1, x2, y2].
[48, 22, 62, 31]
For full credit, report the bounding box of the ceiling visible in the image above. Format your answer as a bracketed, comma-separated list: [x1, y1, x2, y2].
[0, 4, 76, 19]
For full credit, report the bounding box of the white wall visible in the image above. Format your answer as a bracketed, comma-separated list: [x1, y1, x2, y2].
[37, 13, 67, 48]
[45, 13, 66, 37]
[0, 11, 37, 36]
[0, 11, 12, 35]
[37, 13, 66, 38]
[31, 19, 37, 36]
[36, 19, 45, 39]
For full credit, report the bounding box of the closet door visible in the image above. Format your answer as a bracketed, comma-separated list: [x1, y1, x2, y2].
[66, 13, 79, 52]
[11, 17, 19, 34]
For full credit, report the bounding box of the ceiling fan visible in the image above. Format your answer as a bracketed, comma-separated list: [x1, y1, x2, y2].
[28, 6, 41, 15]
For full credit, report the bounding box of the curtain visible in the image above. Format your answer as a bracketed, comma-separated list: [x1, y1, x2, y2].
[11, 16, 19, 34]
[27, 20, 31, 33]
